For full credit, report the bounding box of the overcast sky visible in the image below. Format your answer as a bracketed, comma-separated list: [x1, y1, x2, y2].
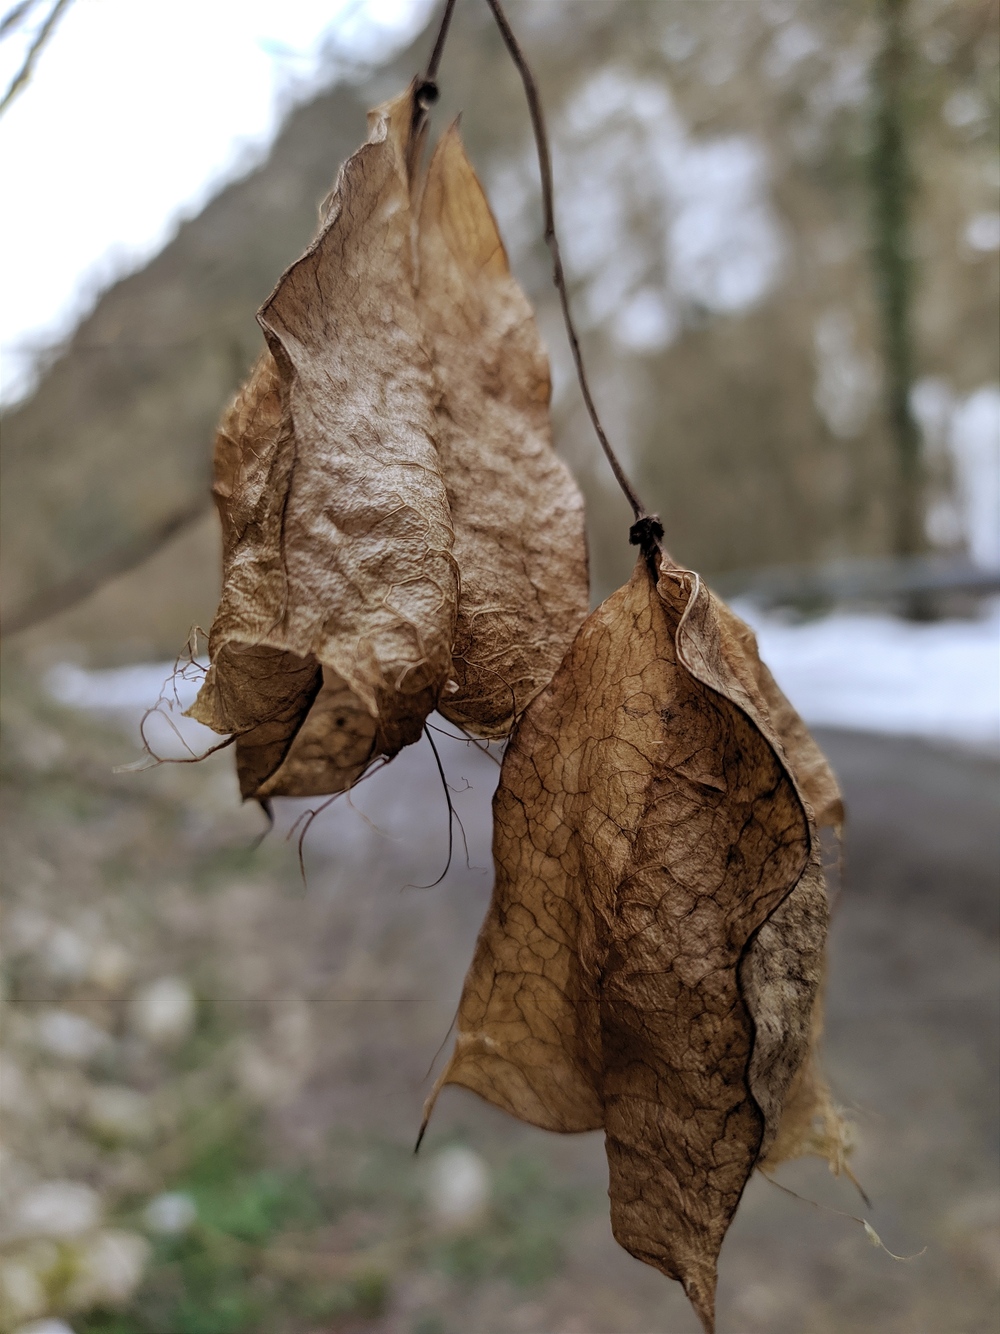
[0, 0, 435, 402]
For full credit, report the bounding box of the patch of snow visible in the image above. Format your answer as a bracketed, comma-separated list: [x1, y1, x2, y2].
[912, 379, 1000, 569]
[46, 661, 220, 761]
[950, 388, 1000, 570]
[736, 599, 1000, 752]
[46, 663, 198, 712]
[47, 584, 1000, 783]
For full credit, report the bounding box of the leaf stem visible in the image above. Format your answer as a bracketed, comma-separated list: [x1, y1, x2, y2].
[413, 0, 458, 166]
[481, 0, 655, 542]
[423, 0, 458, 87]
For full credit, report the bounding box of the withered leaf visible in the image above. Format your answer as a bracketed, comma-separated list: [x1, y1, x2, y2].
[423, 555, 842, 1333]
[189, 88, 457, 799]
[190, 91, 588, 797]
[417, 125, 589, 737]
[192, 351, 331, 797]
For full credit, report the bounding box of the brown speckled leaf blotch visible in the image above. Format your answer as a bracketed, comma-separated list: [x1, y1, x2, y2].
[424, 555, 842, 1333]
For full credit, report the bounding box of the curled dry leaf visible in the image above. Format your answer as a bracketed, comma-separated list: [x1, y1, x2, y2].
[418, 125, 588, 738]
[190, 88, 453, 798]
[189, 88, 587, 797]
[422, 555, 845, 1333]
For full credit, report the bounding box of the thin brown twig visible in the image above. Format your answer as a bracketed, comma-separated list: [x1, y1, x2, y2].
[0, 0, 72, 115]
[412, 0, 458, 156]
[423, 0, 458, 86]
[412, 0, 458, 126]
[0, 1, 39, 40]
[482, 0, 660, 553]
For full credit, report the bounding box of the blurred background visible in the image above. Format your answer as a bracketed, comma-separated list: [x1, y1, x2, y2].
[0, 1, 997, 1332]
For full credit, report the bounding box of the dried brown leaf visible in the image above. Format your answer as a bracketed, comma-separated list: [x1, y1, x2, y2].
[417, 125, 589, 736]
[424, 555, 842, 1332]
[190, 97, 587, 797]
[190, 88, 457, 798]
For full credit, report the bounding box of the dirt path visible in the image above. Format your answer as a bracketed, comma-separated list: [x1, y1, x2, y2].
[2, 699, 997, 1333]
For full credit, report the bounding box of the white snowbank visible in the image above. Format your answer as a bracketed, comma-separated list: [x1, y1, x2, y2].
[735, 599, 1000, 752]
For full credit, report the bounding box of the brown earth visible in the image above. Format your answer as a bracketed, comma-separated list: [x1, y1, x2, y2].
[2, 665, 996, 1332]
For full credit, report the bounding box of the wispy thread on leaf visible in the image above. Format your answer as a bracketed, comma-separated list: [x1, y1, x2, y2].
[116, 632, 235, 775]
[761, 1174, 925, 1262]
[425, 721, 503, 769]
[403, 725, 468, 890]
[284, 755, 393, 888]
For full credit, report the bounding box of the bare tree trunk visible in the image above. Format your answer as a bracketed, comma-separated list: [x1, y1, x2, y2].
[870, 0, 924, 566]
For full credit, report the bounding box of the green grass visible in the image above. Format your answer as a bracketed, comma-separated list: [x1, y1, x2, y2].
[426, 1152, 582, 1288]
[77, 1113, 585, 1334]
[77, 1111, 386, 1334]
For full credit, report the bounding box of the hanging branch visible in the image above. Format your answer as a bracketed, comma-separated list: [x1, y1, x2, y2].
[0, 0, 73, 116]
[481, 0, 661, 554]
[415, 0, 657, 547]
[422, 0, 458, 89]
[413, 0, 458, 139]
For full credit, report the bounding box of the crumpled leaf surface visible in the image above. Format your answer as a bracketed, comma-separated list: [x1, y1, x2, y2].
[190, 88, 453, 798]
[190, 88, 587, 797]
[417, 125, 588, 738]
[424, 554, 843, 1333]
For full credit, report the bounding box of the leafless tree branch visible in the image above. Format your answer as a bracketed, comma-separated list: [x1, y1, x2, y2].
[0, 0, 73, 116]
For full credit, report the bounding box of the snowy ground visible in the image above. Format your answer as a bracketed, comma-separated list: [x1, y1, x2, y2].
[735, 598, 1000, 752]
[47, 599, 1000, 756]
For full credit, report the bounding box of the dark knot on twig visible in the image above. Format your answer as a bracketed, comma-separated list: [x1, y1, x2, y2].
[629, 514, 665, 559]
